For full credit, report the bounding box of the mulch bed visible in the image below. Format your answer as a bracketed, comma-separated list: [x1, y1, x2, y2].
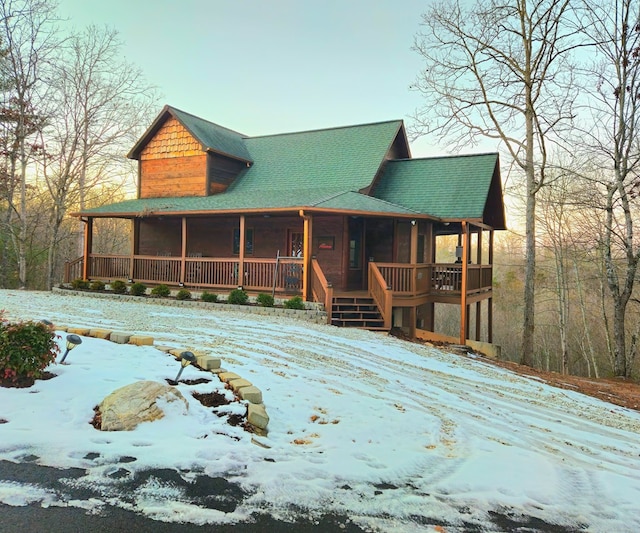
[0, 371, 56, 389]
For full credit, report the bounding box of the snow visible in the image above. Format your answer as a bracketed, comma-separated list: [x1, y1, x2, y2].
[1, 289, 640, 531]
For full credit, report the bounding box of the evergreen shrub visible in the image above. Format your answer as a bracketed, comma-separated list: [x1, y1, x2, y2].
[228, 288, 248, 305]
[129, 282, 147, 296]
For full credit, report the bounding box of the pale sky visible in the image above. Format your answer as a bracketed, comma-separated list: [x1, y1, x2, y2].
[56, 0, 448, 157]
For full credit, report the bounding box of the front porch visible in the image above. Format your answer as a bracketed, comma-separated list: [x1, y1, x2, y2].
[65, 253, 494, 343]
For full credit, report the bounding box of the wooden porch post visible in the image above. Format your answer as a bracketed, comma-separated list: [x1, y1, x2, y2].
[81, 218, 93, 280]
[475, 225, 482, 341]
[410, 220, 418, 264]
[300, 210, 313, 301]
[460, 221, 469, 345]
[129, 219, 136, 281]
[488, 229, 495, 343]
[238, 215, 245, 287]
[180, 217, 187, 285]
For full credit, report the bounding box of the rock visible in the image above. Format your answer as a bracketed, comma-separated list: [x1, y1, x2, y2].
[229, 378, 252, 392]
[247, 403, 269, 430]
[98, 380, 188, 431]
[110, 331, 132, 344]
[196, 355, 221, 370]
[218, 372, 241, 383]
[129, 334, 154, 346]
[239, 385, 263, 404]
[89, 328, 112, 339]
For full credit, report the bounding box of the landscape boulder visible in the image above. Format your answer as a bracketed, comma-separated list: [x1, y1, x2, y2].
[97, 380, 188, 431]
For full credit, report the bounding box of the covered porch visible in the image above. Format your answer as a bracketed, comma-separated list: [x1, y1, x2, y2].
[65, 211, 495, 344]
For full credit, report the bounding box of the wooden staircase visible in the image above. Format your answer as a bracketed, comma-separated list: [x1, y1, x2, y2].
[330, 294, 388, 331]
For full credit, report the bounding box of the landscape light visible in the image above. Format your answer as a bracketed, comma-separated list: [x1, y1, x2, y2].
[173, 351, 196, 382]
[60, 334, 82, 363]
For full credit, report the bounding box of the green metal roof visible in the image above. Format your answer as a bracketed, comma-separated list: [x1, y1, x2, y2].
[373, 153, 501, 220]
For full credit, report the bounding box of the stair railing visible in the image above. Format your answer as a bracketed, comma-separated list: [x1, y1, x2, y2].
[310, 259, 333, 324]
[368, 262, 392, 330]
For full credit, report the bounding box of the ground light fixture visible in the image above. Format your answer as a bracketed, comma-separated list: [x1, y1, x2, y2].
[174, 351, 196, 382]
[60, 334, 82, 363]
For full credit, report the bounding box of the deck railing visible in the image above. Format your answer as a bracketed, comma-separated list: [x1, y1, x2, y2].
[64, 255, 492, 305]
[374, 262, 493, 297]
[376, 263, 432, 296]
[64, 257, 84, 282]
[310, 259, 333, 322]
[368, 263, 392, 329]
[65, 254, 304, 293]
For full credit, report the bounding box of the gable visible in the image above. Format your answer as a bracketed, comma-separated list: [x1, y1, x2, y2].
[373, 153, 506, 229]
[129, 105, 252, 163]
[140, 117, 201, 160]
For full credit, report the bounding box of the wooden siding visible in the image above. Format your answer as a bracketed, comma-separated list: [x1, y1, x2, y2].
[140, 117, 201, 160]
[139, 116, 207, 198]
[208, 154, 246, 194]
[140, 155, 207, 198]
[313, 216, 346, 290]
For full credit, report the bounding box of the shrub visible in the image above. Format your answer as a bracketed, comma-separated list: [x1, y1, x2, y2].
[71, 278, 90, 290]
[0, 320, 59, 382]
[129, 282, 147, 296]
[256, 293, 274, 307]
[201, 291, 218, 303]
[283, 295, 305, 310]
[176, 288, 191, 300]
[110, 280, 127, 294]
[228, 288, 248, 305]
[151, 284, 171, 298]
[89, 280, 105, 291]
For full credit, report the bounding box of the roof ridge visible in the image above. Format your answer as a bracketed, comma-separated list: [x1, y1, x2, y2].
[310, 189, 354, 207]
[246, 119, 404, 140]
[167, 105, 248, 138]
[389, 152, 498, 163]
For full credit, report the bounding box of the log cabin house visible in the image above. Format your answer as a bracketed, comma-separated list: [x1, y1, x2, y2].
[67, 105, 506, 345]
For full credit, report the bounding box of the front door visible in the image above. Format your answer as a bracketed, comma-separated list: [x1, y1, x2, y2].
[347, 217, 364, 289]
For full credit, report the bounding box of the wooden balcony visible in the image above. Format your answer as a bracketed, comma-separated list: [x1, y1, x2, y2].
[374, 262, 493, 303]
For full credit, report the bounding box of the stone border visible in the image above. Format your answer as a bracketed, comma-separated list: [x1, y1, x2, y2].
[53, 287, 327, 325]
[60, 324, 269, 435]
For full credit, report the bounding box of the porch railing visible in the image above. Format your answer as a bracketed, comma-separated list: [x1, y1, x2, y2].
[64, 257, 84, 282]
[374, 262, 493, 297]
[310, 259, 333, 322]
[368, 263, 392, 330]
[376, 263, 432, 296]
[66, 254, 304, 294]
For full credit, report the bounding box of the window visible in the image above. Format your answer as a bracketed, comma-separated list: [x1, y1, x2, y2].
[233, 228, 253, 255]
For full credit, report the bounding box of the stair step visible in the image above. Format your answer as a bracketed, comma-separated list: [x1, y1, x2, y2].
[330, 294, 388, 332]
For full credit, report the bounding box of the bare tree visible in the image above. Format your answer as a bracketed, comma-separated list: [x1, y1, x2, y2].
[40, 25, 157, 288]
[412, 0, 582, 365]
[0, 0, 58, 288]
[574, 0, 640, 377]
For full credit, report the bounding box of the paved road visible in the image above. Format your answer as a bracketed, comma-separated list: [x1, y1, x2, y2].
[0, 459, 580, 533]
[0, 460, 367, 532]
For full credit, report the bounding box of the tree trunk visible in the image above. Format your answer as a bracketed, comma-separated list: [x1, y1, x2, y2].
[612, 301, 627, 376]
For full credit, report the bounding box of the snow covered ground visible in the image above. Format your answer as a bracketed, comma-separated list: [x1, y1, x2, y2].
[1, 289, 639, 532]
